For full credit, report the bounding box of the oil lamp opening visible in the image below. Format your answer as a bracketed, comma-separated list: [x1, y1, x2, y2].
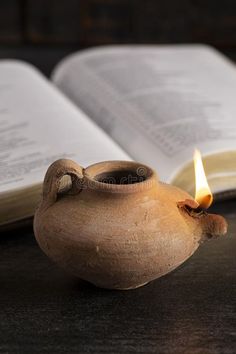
[95, 169, 147, 185]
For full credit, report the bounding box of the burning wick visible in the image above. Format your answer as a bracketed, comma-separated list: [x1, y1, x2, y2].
[178, 149, 227, 238]
[194, 149, 213, 209]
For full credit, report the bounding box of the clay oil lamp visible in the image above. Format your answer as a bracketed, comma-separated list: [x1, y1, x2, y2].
[34, 150, 227, 290]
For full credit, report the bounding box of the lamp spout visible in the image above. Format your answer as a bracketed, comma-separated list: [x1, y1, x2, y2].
[200, 213, 228, 240]
[177, 198, 228, 241]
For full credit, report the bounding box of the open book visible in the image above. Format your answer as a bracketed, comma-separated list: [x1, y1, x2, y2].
[1, 44, 236, 227]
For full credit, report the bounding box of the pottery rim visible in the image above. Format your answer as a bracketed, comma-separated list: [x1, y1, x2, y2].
[83, 160, 158, 193]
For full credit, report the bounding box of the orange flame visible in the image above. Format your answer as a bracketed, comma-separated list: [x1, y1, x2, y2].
[194, 149, 213, 209]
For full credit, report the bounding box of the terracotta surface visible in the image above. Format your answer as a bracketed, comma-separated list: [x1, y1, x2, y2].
[34, 159, 227, 290]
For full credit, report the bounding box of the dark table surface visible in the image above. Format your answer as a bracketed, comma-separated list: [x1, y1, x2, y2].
[0, 200, 236, 354]
[0, 47, 236, 354]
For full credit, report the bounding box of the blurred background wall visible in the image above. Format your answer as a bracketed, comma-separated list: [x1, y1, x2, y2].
[0, 0, 236, 74]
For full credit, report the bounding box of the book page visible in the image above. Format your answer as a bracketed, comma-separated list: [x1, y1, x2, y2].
[0, 60, 130, 195]
[53, 45, 236, 184]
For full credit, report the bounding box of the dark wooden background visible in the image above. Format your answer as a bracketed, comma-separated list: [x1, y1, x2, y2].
[1, 0, 236, 61]
[1, 0, 236, 76]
